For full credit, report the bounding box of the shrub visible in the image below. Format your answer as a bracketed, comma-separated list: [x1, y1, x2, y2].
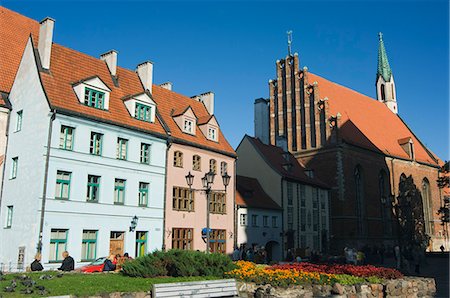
[122, 250, 236, 278]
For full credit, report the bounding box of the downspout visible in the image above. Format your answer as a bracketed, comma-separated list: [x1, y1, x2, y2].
[161, 137, 172, 251]
[0, 108, 11, 210]
[233, 158, 237, 249]
[37, 109, 56, 253]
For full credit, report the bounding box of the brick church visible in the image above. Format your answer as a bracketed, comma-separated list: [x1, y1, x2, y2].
[254, 33, 447, 252]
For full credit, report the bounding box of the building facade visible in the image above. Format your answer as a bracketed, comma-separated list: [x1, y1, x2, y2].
[255, 34, 446, 251]
[236, 175, 283, 262]
[236, 135, 330, 257]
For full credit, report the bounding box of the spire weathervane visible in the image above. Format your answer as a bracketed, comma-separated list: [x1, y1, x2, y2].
[287, 30, 293, 56]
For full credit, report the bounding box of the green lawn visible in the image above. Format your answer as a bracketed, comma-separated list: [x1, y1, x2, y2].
[0, 271, 220, 297]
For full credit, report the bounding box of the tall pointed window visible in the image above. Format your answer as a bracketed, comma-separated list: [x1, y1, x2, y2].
[422, 178, 434, 235]
[379, 170, 392, 235]
[354, 166, 366, 236]
[381, 84, 386, 101]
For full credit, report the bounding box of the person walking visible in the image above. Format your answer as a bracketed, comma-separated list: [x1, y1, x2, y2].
[58, 251, 75, 271]
[30, 253, 44, 271]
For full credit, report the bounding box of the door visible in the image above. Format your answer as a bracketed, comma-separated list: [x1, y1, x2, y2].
[110, 231, 125, 256]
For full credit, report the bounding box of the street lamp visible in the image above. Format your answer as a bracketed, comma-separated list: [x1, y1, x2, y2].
[129, 215, 138, 232]
[185, 170, 231, 254]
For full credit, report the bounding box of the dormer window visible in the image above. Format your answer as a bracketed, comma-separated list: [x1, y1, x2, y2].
[208, 127, 218, 141]
[183, 119, 194, 134]
[84, 87, 105, 109]
[135, 103, 152, 122]
[398, 137, 415, 160]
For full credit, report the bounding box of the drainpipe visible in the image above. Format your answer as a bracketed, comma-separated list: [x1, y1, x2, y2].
[233, 158, 237, 249]
[161, 137, 172, 251]
[37, 110, 56, 253]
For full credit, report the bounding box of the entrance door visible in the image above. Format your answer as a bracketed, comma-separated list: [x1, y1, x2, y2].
[110, 231, 125, 256]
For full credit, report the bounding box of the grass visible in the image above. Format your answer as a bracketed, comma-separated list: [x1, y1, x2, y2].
[0, 271, 221, 297]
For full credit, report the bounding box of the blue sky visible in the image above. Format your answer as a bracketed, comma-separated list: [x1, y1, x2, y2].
[4, 0, 449, 160]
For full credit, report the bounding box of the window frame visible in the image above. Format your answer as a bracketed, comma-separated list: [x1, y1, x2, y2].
[220, 162, 228, 176]
[90, 132, 103, 156]
[192, 155, 201, 171]
[55, 171, 71, 200]
[81, 230, 98, 262]
[140, 143, 151, 164]
[116, 138, 128, 160]
[139, 182, 149, 207]
[15, 110, 23, 132]
[172, 186, 195, 212]
[49, 229, 68, 262]
[209, 191, 226, 214]
[172, 228, 194, 250]
[240, 214, 247, 226]
[84, 87, 105, 109]
[208, 127, 218, 141]
[209, 229, 226, 254]
[60, 125, 74, 151]
[5, 206, 13, 228]
[114, 178, 126, 205]
[87, 175, 101, 202]
[135, 231, 147, 257]
[209, 159, 217, 174]
[251, 215, 258, 227]
[135, 102, 153, 122]
[173, 151, 183, 168]
[11, 157, 18, 179]
[272, 216, 277, 228]
[183, 118, 194, 134]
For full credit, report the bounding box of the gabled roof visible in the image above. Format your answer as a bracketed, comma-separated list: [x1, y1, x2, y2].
[245, 135, 329, 188]
[0, 6, 39, 106]
[236, 175, 282, 210]
[307, 72, 439, 166]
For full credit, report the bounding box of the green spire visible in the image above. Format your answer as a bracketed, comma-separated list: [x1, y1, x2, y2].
[377, 32, 392, 82]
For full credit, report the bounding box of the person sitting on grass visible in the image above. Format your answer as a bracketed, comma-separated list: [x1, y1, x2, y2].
[31, 253, 44, 271]
[103, 255, 116, 272]
[58, 251, 75, 271]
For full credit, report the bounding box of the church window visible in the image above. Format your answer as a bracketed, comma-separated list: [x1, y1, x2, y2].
[354, 166, 366, 236]
[422, 178, 434, 235]
[381, 84, 386, 101]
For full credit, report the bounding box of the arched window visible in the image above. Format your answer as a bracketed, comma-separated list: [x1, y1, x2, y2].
[173, 151, 183, 167]
[209, 159, 217, 174]
[192, 155, 201, 171]
[379, 170, 392, 235]
[422, 178, 434, 235]
[220, 162, 228, 176]
[381, 84, 386, 101]
[354, 165, 366, 236]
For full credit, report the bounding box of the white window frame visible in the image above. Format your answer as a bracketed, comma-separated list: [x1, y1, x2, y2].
[16, 110, 23, 132]
[240, 214, 247, 226]
[5, 206, 13, 228]
[183, 118, 194, 134]
[208, 127, 218, 141]
[11, 157, 18, 179]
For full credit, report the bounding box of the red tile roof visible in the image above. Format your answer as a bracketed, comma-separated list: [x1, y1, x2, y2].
[0, 7, 235, 156]
[245, 135, 329, 188]
[307, 73, 439, 165]
[0, 6, 39, 106]
[236, 175, 282, 210]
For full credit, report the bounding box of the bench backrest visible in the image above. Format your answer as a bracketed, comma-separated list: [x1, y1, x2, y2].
[152, 279, 238, 298]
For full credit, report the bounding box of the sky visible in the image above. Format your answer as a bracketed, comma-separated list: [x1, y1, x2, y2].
[3, 0, 449, 160]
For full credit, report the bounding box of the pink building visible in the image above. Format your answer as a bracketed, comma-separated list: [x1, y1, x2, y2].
[152, 87, 236, 254]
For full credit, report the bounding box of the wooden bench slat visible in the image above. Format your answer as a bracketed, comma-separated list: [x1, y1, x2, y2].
[153, 279, 236, 288]
[154, 286, 237, 296]
[153, 278, 238, 298]
[154, 282, 236, 292]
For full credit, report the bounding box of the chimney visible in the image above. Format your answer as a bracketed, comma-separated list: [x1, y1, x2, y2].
[38, 17, 55, 70]
[254, 98, 269, 145]
[136, 61, 153, 93]
[192, 92, 214, 115]
[159, 82, 172, 91]
[100, 50, 118, 76]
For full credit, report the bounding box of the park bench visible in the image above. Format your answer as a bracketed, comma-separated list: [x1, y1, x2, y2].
[152, 279, 239, 297]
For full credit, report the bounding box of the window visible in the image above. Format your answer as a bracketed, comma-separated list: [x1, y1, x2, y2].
[5, 206, 13, 228]
[208, 127, 217, 141]
[381, 84, 386, 101]
[183, 119, 194, 134]
[173, 186, 194, 211]
[287, 206, 293, 230]
[135, 103, 152, 122]
[209, 229, 226, 254]
[16, 110, 23, 132]
[263, 216, 269, 227]
[87, 175, 100, 202]
[220, 162, 228, 176]
[240, 214, 247, 226]
[81, 230, 97, 261]
[116, 138, 128, 160]
[135, 231, 147, 257]
[210, 191, 226, 214]
[422, 178, 434, 235]
[174, 151, 183, 167]
[139, 182, 149, 207]
[193, 155, 201, 171]
[140, 143, 151, 164]
[49, 229, 67, 262]
[90, 132, 103, 155]
[272, 216, 277, 228]
[11, 157, 18, 179]
[172, 228, 193, 250]
[252, 215, 258, 227]
[209, 159, 217, 174]
[300, 209, 306, 231]
[55, 171, 71, 200]
[114, 179, 126, 204]
[84, 87, 105, 109]
[60, 126, 74, 150]
[354, 166, 365, 236]
[287, 182, 293, 205]
[300, 185, 306, 207]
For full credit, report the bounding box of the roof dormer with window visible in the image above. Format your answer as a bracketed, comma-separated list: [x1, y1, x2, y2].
[73, 76, 111, 110]
[123, 92, 157, 123]
[198, 115, 219, 142]
[398, 137, 415, 160]
[172, 106, 197, 135]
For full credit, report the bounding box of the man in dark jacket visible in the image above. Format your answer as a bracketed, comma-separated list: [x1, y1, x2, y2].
[30, 253, 44, 271]
[58, 251, 75, 271]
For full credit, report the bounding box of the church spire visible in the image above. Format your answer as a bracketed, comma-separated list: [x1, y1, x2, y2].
[376, 32, 398, 114]
[377, 32, 392, 82]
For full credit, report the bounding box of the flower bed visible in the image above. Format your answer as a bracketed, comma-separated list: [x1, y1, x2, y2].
[225, 261, 391, 287]
[269, 263, 403, 279]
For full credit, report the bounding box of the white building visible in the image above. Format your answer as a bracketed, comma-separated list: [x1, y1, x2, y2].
[236, 135, 330, 257]
[0, 17, 168, 270]
[236, 175, 282, 262]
